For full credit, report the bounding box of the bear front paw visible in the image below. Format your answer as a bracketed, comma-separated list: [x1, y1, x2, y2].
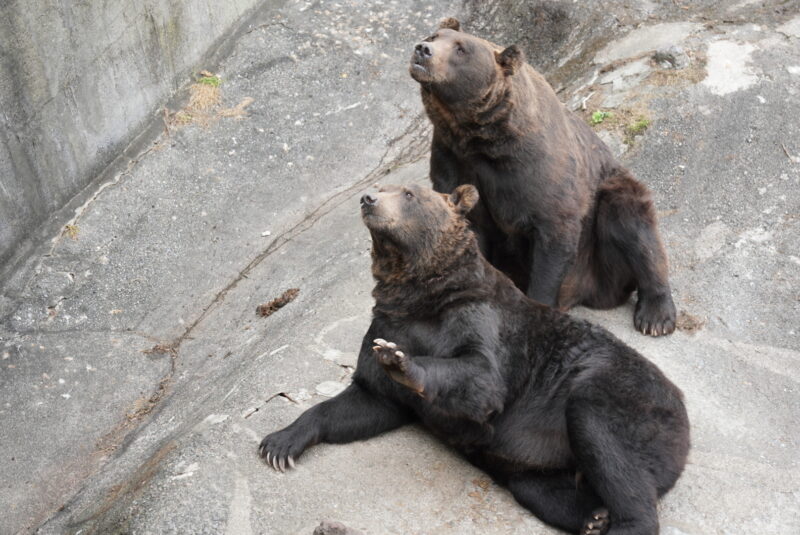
[373, 338, 425, 394]
[258, 427, 306, 472]
[634, 293, 676, 337]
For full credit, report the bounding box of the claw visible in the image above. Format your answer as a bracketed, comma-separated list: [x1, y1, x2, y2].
[279, 456, 286, 472]
[386, 342, 396, 349]
[373, 338, 386, 345]
[271, 455, 279, 471]
[288, 456, 295, 468]
[395, 350, 404, 357]
[372, 345, 381, 351]
[265, 451, 271, 464]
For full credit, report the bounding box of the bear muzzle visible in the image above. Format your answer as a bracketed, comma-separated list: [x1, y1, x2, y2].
[360, 193, 378, 207]
[414, 43, 433, 60]
[410, 43, 433, 78]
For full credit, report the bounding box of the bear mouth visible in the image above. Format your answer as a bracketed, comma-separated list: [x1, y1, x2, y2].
[361, 211, 392, 229]
[410, 59, 431, 81]
[411, 61, 428, 73]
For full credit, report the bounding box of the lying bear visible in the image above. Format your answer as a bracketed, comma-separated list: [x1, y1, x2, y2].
[259, 184, 690, 535]
[410, 18, 677, 336]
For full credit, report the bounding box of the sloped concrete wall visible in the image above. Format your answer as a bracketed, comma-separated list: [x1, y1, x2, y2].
[0, 0, 269, 269]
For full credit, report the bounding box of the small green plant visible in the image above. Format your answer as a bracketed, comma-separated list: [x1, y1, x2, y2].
[591, 110, 611, 125]
[624, 117, 652, 144]
[627, 118, 651, 136]
[197, 74, 221, 87]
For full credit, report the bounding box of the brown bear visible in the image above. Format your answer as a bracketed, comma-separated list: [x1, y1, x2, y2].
[259, 183, 690, 535]
[410, 18, 677, 336]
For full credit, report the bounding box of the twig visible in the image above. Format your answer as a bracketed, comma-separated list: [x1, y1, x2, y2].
[781, 143, 798, 163]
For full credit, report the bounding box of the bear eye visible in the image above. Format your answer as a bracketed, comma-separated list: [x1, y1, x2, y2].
[404, 190, 414, 199]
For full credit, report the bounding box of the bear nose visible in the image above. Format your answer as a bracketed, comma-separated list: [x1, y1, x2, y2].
[360, 193, 378, 206]
[415, 43, 433, 59]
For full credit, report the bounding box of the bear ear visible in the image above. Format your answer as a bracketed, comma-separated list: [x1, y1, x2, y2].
[438, 17, 461, 32]
[450, 184, 479, 215]
[496, 45, 524, 76]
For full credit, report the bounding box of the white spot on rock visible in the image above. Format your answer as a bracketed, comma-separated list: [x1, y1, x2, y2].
[703, 41, 758, 96]
[171, 462, 199, 480]
[735, 228, 772, 248]
[322, 349, 342, 361]
[291, 388, 312, 402]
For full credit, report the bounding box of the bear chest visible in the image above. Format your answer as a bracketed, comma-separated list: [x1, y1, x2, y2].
[460, 157, 536, 233]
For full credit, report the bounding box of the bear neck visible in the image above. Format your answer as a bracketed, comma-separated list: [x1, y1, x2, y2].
[370, 227, 491, 317]
[420, 75, 527, 154]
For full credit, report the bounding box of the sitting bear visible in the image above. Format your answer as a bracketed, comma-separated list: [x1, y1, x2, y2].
[259, 184, 690, 535]
[410, 18, 677, 336]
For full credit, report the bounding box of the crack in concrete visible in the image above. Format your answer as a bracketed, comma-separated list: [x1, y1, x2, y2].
[243, 392, 298, 420]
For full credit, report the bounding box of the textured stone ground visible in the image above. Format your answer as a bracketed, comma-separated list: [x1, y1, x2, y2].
[1, 1, 798, 533]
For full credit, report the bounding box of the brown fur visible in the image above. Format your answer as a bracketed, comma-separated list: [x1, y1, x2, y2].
[366, 185, 487, 317]
[259, 183, 690, 534]
[409, 19, 676, 336]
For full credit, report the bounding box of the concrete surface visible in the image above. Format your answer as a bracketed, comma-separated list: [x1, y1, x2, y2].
[0, 0, 270, 271]
[1, 0, 799, 534]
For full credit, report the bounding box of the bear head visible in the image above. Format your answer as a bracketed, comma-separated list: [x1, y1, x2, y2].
[360, 184, 479, 281]
[409, 17, 523, 106]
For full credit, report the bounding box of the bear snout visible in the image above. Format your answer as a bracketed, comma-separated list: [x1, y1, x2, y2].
[414, 43, 433, 60]
[360, 193, 378, 207]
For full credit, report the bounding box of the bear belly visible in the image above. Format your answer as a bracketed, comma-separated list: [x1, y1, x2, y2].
[486, 425, 574, 471]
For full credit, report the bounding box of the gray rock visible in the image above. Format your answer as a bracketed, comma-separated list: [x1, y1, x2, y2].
[594, 23, 701, 64]
[653, 45, 690, 69]
[313, 520, 364, 535]
[599, 57, 652, 92]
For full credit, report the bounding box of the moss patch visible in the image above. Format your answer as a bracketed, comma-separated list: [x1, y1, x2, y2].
[590, 110, 612, 125]
[624, 117, 651, 144]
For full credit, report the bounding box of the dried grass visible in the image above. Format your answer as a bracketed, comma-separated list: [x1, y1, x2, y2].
[165, 70, 254, 130]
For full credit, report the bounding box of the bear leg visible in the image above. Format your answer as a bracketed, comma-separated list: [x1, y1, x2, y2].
[508, 471, 604, 533]
[259, 382, 411, 471]
[567, 400, 661, 535]
[596, 171, 676, 336]
[528, 231, 580, 307]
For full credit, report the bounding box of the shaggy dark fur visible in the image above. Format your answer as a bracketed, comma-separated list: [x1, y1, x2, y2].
[410, 18, 677, 336]
[259, 184, 690, 535]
